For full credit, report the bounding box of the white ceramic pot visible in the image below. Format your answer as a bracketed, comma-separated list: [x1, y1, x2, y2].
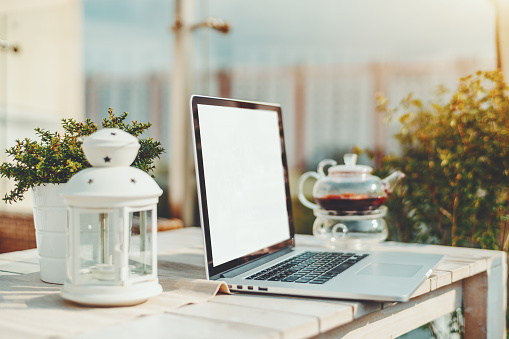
[32, 184, 67, 284]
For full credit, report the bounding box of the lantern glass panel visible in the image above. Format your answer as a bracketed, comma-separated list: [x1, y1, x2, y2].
[77, 210, 123, 285]
[129, 209, 154, 279]
[66, 216, 73, 284]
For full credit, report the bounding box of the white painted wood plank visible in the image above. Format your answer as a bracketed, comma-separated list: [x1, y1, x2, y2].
[157, 228, 204, 251]
[163, 226, 203, 240]
[0, 260, 39, 274]
[172, 300, 320, 339]
[158, 247, 205, 267]
[321, 282, 463, 339]
[437, 261, 470, 282]
[320, 299, 382, 319]
[431, 269, 452, 289]
[74, 312, 279, 339]
[429, 275, 438, 291]
[0, 249, 38, 263]
[444, 254, 488, 264]
[211, 294, 354, 332]
[444, 257, 488, 276]
[0, 271, 18, 276]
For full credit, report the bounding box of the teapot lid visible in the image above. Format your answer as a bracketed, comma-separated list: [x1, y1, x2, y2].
[329, 154, 372, 174]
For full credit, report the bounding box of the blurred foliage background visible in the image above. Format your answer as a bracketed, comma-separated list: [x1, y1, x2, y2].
[368, 70, 509, 251]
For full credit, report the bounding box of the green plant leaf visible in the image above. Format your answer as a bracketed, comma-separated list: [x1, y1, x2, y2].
[0, 108, 165, 203]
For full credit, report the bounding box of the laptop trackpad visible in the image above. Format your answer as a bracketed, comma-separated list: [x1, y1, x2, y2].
[357, 263, 423, 278]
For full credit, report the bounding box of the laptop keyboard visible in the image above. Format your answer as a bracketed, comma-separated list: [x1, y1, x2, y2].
[246, 251, 369, 284]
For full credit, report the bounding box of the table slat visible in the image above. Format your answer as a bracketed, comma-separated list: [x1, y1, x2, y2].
[75, 312, 280, 339]
[0, 259, 39, 274]
[431, 269, 453, 289]
[437, 261, 471, 282]
[320, 282, 463, 339]
[319, 299, 382, 319]
[172, 299, 320, 339]
[211, 294, 354, 333]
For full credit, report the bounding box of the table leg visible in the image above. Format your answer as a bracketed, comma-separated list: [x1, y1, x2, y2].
[464, 256, 507, 339]
[463, 272, 488, 338]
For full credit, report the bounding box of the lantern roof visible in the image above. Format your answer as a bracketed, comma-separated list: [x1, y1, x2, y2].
[61, 166, 162, 205]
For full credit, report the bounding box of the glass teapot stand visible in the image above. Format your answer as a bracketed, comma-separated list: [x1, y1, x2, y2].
[312, 206, 388, 250]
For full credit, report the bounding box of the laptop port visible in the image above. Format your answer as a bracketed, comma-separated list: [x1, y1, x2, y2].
[247, 286, 253, 290]
[237, 285, 243, 289]
[258, 287, 268, 291]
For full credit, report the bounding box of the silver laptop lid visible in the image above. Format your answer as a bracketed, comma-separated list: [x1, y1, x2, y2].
[190, 95, 295, 279]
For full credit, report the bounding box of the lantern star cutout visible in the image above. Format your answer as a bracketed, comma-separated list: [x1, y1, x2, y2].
[104, 156, 111, 163]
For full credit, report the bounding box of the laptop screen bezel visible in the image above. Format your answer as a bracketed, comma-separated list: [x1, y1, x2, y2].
[190, 95, 295, 279]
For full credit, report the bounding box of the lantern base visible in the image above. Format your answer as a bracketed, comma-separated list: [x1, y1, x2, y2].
[61, 280, 163, 307]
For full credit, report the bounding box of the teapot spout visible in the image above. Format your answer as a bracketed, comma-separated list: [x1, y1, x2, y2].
[381, 170, 405, 193]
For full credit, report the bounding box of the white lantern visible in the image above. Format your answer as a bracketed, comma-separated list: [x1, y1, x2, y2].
[60, 128, 163, 306]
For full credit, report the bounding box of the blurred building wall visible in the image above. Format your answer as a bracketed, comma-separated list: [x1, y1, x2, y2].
[86, 58, 494, 170]
[0, 0, 84, 213]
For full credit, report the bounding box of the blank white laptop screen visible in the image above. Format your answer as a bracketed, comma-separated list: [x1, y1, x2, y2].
[197, 104, 291, 266]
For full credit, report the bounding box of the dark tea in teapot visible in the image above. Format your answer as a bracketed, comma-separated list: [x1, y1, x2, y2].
[315, 193, 386, 212]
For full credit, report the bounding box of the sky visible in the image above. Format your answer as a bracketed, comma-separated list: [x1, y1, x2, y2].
[83, 0, 497, 75]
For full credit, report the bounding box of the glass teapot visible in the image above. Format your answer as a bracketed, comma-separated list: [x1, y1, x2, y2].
[298, 153, 404, 212]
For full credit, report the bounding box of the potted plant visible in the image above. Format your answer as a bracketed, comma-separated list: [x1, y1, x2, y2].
[370, 70, 509, 251]
[0, 108, 164, 283]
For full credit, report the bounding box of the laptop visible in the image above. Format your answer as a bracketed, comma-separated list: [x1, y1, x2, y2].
[189, 95, 443, 302]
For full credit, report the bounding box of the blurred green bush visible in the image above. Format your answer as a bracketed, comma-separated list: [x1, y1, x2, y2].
[369, 70, 509, 250]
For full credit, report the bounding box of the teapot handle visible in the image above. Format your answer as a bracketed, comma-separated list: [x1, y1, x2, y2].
[317, 159, 337, 176]
[298, 171, 320, 209]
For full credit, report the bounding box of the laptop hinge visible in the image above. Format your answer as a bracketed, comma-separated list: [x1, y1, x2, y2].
[214, 247, 294, 279]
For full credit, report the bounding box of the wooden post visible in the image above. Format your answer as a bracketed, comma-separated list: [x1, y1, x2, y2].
[294, 65, 306, 171]
[498, 0, 509, 80]
[370, 62, 386, 166]
[147, 74, 163, 144]
[169, 0, 195, 225]
[217, 69, 231, 98]
[85, 76, 100, 123]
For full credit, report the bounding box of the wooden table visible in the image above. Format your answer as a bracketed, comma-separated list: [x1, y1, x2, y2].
[0, 227, 506, 338]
